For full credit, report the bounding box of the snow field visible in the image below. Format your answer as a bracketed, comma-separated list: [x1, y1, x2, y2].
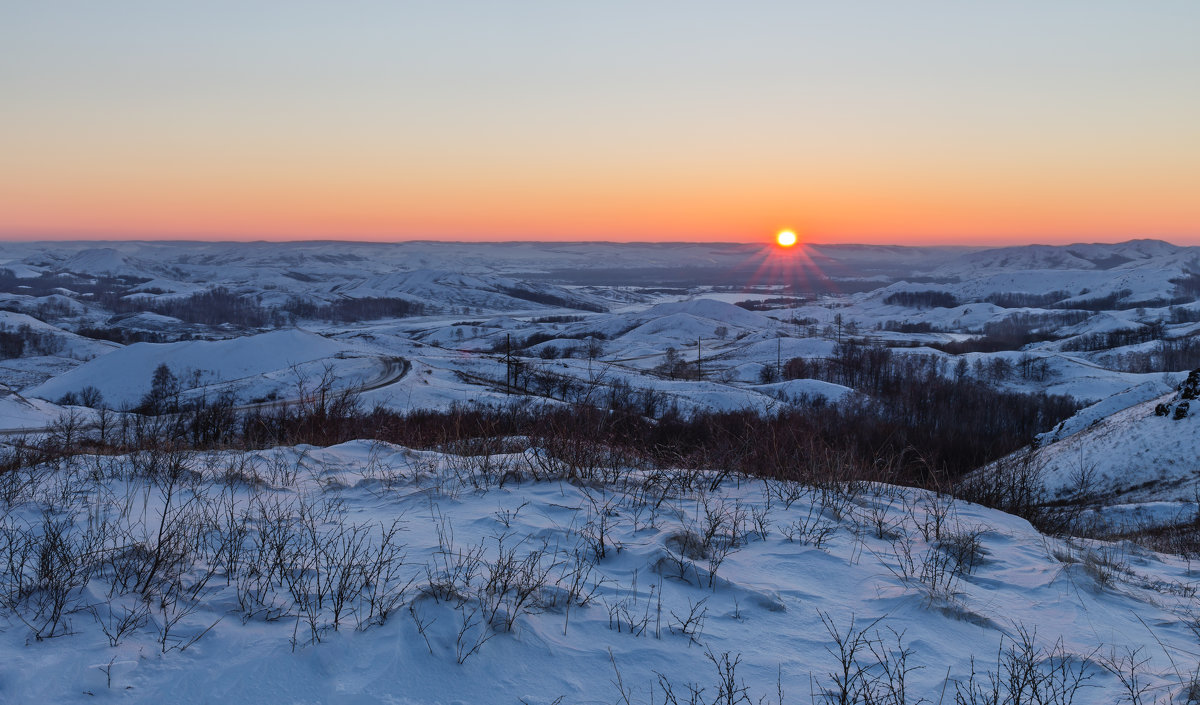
[28, 329, 365, 409]
[1, 440, 1199, 703]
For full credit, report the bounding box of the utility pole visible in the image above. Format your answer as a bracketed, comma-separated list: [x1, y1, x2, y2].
[777, 336, 782, 379]
[696, 337, 702, 380]
[505, 334, 512, 393]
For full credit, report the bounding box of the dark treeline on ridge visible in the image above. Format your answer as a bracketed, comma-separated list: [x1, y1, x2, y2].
[14, 354, 1078, 502]
[86, 288, 426, 329]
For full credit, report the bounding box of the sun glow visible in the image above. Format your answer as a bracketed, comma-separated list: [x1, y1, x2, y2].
[776, 230, 797, 247]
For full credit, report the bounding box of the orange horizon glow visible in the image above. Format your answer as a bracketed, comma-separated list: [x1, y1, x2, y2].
[4, 148, 1197, 246]
[3, 167, 1198, 246]
[4, 4, 1198, 248]
[2, 212, 1195, 247]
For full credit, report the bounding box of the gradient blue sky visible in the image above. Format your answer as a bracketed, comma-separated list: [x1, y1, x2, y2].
[3, 1, 1199, 243]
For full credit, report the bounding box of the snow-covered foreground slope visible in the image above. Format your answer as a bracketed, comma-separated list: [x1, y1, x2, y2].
[2, 441, 1199, 704]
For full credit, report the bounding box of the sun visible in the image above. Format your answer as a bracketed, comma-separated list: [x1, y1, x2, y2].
[775, 229, 797, 247]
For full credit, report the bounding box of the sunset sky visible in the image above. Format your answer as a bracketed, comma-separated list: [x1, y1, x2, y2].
[3, 1, 1198, 245]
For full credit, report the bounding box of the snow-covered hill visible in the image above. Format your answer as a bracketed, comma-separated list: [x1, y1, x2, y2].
[924, 239, 1199, 306]
[976, 370, 1200, 531]
[2, 441, 1198, 703]
[0, 383, 76, 431]
[2, 238, 1196, 430]
[0, 310, 118, 360]
[28, 329, 364, 408]
[935, 239, 1191, 275]
[331, 269, 608, 313]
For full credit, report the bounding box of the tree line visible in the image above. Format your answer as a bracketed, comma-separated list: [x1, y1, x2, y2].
[25, 348, 1077, 493]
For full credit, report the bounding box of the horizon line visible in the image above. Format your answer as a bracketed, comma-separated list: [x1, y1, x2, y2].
[0, 235, 1190, 249]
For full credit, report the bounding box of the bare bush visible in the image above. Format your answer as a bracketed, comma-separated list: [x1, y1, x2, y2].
[0, 512, 95, 639]
[668, 596, 709, 645]
[780, 505, 837, 549]
[612, 647, 786, 705]
[579, 488, 623, 561]
[954, 627, 1095, 705]
[91, 600, 150, 647]
[938, 527, 987, 577]
[605, 571, 659, 638]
